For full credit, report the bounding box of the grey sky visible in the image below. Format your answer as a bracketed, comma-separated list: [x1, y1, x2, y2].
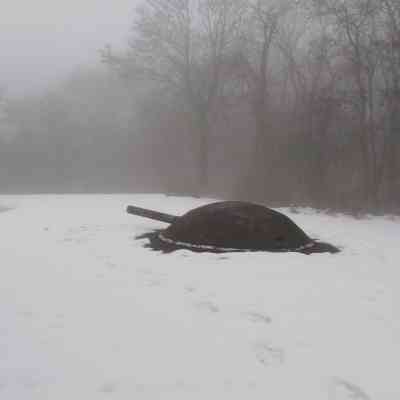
[1, 0, 137, 97]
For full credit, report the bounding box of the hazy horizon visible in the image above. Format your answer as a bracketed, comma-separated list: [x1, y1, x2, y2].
[1, 0, 137, 97]
[1, 0, 398, 213]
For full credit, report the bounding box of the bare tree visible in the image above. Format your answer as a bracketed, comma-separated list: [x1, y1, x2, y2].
[378, 0, 400, 209]
[312, 0, 385, 208]
[102, 0, 248, 193]
[223, 0, 294, 200]
[250, 1, 291, 185]
[277, 4, 345, 206]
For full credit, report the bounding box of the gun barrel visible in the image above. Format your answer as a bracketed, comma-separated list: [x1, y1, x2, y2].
[126, 205, 177, 224]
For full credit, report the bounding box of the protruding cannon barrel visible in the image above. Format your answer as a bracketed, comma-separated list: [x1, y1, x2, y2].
[126, 205, 177, 224]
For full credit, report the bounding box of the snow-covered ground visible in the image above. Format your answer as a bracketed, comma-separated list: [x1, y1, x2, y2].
[0, 194, 399, 400]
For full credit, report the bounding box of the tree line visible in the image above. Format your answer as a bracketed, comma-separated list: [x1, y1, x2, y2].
[1, 0, 399, 213]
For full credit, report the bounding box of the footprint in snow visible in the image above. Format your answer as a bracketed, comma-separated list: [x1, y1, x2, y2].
[22, 382, 38, 390]
[137, 268, 166, 288]
[364, 286, 386, 303]
[242, 311, 272, 325]
[18, 311, 34, 319]
[184, 285, 197, 294]
[194, 300, 220, 313]
[365, 295, 378, 303]
[254, 343, 285, 367]
[106, 261, 117, 270]
[21, 378, 41, 390]
[97, 256, 118, 270]
[329, 378, 370, 400]
[49, 321, 64, 329]
[99, 382, 118, 394]
[375, 287, 385, 295]
[145, 278, 164, 287]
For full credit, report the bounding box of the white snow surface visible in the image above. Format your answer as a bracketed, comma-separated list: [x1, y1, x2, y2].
[0, 194, 399, 400]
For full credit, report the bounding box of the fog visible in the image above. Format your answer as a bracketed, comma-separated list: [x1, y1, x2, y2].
[1, 0, 400, 214]
[1, 0, 136, 96]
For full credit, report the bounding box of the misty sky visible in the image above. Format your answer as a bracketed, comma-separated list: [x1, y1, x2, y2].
[1, 0, 137, 97]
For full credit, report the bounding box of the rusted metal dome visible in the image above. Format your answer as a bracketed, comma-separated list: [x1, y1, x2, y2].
[127, 201, 339, 254]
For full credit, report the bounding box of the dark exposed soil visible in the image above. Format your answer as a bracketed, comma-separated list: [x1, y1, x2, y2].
[136, 230, 340, 255]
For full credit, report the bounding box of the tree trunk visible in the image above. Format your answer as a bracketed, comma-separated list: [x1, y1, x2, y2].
[192, 110, 210, 195]
[198, 120, 209, 193]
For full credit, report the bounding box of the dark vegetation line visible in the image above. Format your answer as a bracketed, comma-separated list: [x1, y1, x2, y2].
[1, 0, 399, 215]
